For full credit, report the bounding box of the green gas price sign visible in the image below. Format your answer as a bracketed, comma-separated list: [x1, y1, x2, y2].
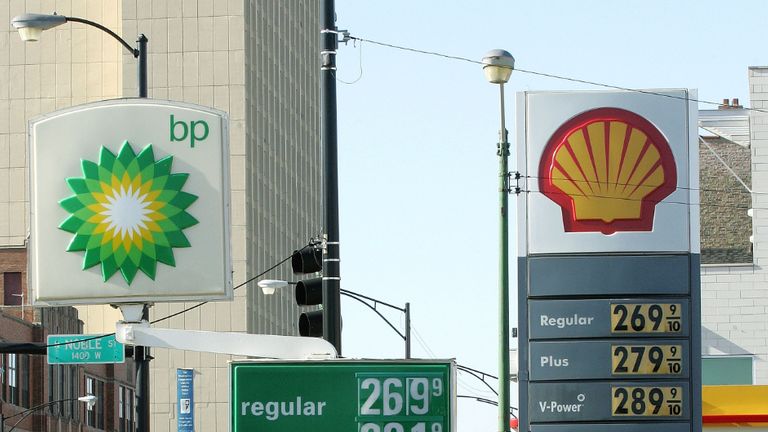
[230, 360, 456, 432]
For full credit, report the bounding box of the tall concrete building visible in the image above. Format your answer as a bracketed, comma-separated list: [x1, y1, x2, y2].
[1, 1, 322, 431]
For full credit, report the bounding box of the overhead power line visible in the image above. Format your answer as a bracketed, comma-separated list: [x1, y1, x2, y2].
[8, 245, 311, 351]
[347, 35, 768, 115]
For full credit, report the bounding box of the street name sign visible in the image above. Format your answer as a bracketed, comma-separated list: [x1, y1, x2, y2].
[47, 334, 125, 364]
[516, 90, 701, 432]
[230, 360, 456, 432]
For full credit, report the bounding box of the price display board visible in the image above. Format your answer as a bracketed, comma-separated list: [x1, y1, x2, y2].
[230, 360, 455, 432]
[517, 90, 701, 432]
[529, 339, 689, 380]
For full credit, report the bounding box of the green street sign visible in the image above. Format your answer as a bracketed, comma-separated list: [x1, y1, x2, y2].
[47, 334, 125, 365]
[231, 359, 456, 432]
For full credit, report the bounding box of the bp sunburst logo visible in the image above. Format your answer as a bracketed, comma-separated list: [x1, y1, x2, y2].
[58, 141, 198, 285]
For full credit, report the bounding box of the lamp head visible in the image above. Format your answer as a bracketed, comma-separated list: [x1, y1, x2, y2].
[78, 394, 97, 409]
[482, 49, 515, 84]
[11, 13, 67, 41]
[257, 279, 288, 296]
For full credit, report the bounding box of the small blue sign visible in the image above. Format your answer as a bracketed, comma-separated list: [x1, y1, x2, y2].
[177, 368, 194, 432]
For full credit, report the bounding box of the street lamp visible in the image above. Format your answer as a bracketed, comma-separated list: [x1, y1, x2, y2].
[1, 395, 96, 432]
[11, 13, 149, 97]
[482, 48, 514, 432]
[10, 12, 151, 432]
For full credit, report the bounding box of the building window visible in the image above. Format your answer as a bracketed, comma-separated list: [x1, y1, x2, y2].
[19, 355, 29, 408]
[119, 385, 135, 432]
[86, 376, 105, 429]
[703, 355, 754, 385]
[0, 354, 5, 401]
[7, 354, 17, 405]
[3, 273, 22, 306]
[70, 366, 79, 421]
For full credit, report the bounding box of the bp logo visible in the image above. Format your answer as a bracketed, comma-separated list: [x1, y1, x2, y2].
[58, 141, 198, 284]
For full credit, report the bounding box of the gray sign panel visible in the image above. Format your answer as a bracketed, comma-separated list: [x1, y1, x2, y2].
[529, 299, 690, 339]
[531, 423, 690, 432]
[528, 255, 690, 297]
[528, 381, 690, 423]
[530, 339, 689, 380]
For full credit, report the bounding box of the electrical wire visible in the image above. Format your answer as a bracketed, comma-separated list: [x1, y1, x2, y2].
[347, 35, 768, 115]
[334, 40, 364, 84]
[32, 245, 313, 350]
[457, 395, 519, 418]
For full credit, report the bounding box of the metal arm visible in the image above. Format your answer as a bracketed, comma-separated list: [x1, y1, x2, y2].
[64, 16, 138, 56]
[340, 289, 411, 358]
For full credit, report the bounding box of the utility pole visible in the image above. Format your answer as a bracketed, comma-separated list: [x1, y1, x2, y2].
[320, 0, 342, 354]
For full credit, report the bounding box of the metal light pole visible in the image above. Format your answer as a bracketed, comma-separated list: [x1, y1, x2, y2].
[320, 0, 343, 354]
[482, 49, 515, 432]
[1, 395, 96, 432]
[10, 12, 151, 432]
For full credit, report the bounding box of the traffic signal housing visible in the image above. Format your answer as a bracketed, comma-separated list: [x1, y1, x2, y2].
[295, 277, 323, 337]
[292, 246, 340, 350]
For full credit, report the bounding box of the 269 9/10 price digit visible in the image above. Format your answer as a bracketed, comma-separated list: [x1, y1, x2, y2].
[611, 303, 682, 334]
[611, 386, 683, 417]
[360, 422, 442, 432]
[359, 376, 443, 416]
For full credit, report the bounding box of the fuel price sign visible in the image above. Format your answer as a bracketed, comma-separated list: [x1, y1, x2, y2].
[230, 360, 455, 432]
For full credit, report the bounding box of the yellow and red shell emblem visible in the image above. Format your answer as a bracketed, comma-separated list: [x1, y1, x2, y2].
[539, 108, 677, 234]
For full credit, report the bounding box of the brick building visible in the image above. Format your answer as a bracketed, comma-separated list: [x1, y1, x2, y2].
[699, 67, 768, 385]
[0, 249, 137, 432]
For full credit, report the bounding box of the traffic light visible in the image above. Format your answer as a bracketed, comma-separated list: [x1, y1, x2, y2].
[292, 247, 324, 337]
[292, 245, 341, 351]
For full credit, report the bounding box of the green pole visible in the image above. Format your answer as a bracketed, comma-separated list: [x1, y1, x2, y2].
[497, 82, 511, 432]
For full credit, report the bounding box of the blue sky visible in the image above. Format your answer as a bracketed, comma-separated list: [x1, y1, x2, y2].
[332, 1, 766, 429]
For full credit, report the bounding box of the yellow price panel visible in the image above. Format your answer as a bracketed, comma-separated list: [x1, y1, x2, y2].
[611, 345, 682, 375]
[611, 386, 683, 417]
[610, 303, 682, 334]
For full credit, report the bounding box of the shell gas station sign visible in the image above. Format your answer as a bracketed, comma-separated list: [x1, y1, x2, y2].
[516, 90, 701, 432]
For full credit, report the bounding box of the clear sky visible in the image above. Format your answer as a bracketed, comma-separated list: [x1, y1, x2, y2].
[332, 1, 767, 430]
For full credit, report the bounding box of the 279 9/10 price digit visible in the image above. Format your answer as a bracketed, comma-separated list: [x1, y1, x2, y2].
[611, 386, 683, 417]
[611, 303, 682, 334]
[611, 344, 683, 375]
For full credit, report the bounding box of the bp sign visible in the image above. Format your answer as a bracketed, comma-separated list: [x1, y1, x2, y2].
[230, 360, 456, 432]
[28, 99, 231, 305]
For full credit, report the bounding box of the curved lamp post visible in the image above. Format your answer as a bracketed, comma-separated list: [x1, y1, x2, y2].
[11, 13, 148, 97]
[10, 12, 151, 432]
[2, 395, 96, 432]
[258, 280, 412, 358]
[482, 48, 515, 432]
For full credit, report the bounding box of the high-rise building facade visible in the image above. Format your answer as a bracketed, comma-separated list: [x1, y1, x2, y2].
[1, 1, 322, 431]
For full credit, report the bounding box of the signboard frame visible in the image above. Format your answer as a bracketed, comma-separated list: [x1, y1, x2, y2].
[28, 98, 232, 305]
[229, 359, 457, 432]
[516, 89, 702, 432]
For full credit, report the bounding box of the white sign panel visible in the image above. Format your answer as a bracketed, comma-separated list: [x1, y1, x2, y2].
[516, 90, 699, 254]
[29, 99, 232, 305]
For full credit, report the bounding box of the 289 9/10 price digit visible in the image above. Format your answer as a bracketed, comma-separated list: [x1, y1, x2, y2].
[611, 303, 682, 334]
[611, 386, 683, 417]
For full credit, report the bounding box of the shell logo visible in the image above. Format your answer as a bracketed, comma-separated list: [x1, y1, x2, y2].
[539, 107, 677, 234]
